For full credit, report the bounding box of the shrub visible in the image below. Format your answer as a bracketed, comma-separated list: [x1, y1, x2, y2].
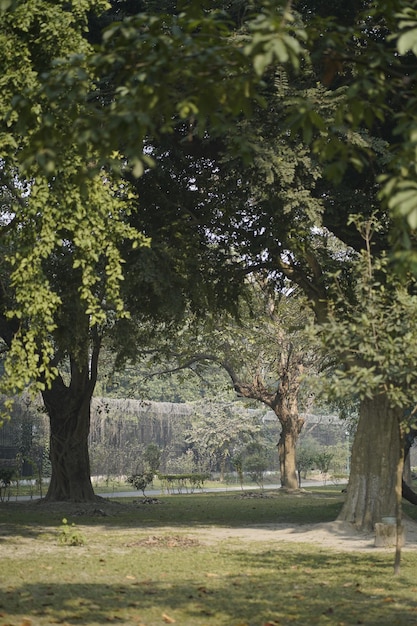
[0, 467, 15, 502]
[244, 454, 268, 489]
[158, 473, 211, 494]
[127, 471, 154, 496]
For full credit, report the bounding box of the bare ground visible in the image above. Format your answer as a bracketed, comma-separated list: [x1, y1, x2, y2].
[3, 498, 417, 553]
[187, 518, 417, 552]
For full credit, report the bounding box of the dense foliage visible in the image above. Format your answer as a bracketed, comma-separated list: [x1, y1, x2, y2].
[1, 0, 417, 532]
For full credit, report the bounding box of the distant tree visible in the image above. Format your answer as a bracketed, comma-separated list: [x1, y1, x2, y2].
[143, 443, 162, 475]
[296, 436, 319, 488]
[0, 467, 15, 502]
[151, 285, 321, 490]
[231, 452, 245, 490]
[244, 442, 269, 489]
[314, 449, 334, 483]
[184, 401, 261, 480]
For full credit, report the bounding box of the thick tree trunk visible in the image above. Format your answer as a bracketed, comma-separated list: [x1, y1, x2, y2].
[338, 394, 401, 531]
[277, 414, 304, 490]
[42, 362, 97, 502]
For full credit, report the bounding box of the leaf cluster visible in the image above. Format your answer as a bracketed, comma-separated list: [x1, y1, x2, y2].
[316, 246, 417, 414]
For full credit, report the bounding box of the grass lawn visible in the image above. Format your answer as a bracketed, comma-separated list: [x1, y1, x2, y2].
[1, 488, 417, 626]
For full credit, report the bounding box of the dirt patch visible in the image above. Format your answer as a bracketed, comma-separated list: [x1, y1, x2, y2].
[187, 518, 417, 552]
[125, 534, 200, 548]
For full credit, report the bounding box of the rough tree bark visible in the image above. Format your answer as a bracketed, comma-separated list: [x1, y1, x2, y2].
[338, 393, 402, 531]
[233, 366, 305, 491]
[42, 336, 100, 502]
[277, 413, 305, 490]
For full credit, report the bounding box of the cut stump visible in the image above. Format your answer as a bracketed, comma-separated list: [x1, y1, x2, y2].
[374, 523, 405, 548]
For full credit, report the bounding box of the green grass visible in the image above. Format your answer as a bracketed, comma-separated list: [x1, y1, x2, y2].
[1, 488, 417, 625]
[0, 487, 346, 527]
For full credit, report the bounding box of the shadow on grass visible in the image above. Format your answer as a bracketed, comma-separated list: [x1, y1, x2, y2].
[0, 490, 346, 539]
[2, 549, 417, 625]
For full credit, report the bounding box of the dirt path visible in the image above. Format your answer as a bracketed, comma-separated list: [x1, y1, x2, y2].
[186, 518, 417, 552]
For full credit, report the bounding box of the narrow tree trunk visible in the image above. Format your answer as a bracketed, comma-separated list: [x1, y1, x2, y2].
[394, 421, 404, 575]
[277, 415, 304, 490]
[338, 394, 401, 531]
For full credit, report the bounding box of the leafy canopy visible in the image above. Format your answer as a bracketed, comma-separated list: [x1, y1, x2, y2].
[0, 0, 305, 392]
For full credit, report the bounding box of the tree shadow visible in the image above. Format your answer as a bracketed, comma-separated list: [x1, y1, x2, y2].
[0, 495, 346, 542]
[1, 549, 417, 625]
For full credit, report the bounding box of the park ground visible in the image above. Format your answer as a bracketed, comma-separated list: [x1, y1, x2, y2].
[2, 487, 417, 625]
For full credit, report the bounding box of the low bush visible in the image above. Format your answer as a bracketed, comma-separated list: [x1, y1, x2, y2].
[127, 471, 154, 496]
[158, 472, 211, 494]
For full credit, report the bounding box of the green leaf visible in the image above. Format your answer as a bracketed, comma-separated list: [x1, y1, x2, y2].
[253, 51, 273, 76]
[272, 38, 289, 64]
[397, 28, 417, 55]
[132, 159, 144, 178]
[406, 208, 417, 231]
[388, 189, 417, 215]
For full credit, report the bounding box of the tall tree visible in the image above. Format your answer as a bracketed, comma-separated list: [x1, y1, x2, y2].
[289, 1, 417, 535]
[201, 1, 417, 533]
[101, 0, 417, 531]
[0, 1, 306, 500]
[0, 0, 143, 500]
[314, 219, 417, 528]
[133, 0, 417, 532]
